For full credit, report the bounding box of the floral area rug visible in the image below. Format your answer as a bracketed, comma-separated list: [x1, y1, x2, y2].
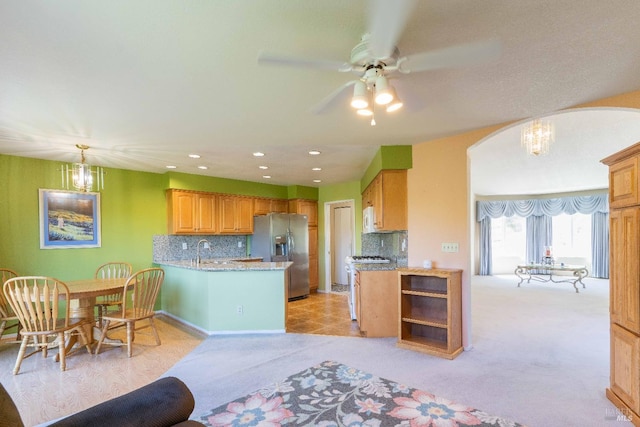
[200, 360, 526, 427]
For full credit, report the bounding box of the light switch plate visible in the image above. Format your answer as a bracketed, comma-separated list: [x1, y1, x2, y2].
[441, 242, 459, 253]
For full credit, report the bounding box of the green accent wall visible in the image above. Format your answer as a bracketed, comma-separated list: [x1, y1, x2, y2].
[0, 154, 166, 280]
[165, 171, 289, 199]
[317, 180, 362, 292]
[287, 185, 319, 200]
[360, 145, 412, 189]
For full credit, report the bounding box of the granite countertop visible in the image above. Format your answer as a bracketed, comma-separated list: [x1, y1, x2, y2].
[157, 257, 292, 271]
[353, 263, 398, 271]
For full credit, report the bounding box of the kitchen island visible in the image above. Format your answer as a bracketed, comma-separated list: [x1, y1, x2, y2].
[156, 259, 292, 334]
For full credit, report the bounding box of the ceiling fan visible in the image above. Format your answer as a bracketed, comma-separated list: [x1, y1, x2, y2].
[257, 0, 501, 124]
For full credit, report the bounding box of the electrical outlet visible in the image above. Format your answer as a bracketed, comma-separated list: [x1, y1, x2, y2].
[236, 305, 243, 315]
[238, 241, 243, 248]
[203, 242, 210, 249]
[182, 242, 188, 250]
[441, 242, 459, 253]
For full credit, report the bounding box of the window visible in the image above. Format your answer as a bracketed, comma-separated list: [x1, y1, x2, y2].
[552, 213, 591, 259]
[491, 216, 526, 259]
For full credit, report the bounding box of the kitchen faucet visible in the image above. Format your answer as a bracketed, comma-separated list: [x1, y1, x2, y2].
[196, 239, 210, 266]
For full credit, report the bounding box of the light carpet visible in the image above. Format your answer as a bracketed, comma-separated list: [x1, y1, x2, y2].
[164, 275, 620, 427]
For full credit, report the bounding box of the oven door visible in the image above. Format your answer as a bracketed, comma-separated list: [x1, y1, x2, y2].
[346, 263, 357, 320]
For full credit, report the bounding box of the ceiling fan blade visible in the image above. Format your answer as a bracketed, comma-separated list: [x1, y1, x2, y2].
[399, 39, 502, 73]
[258, 51, 352, 72]
[367, 0, 418, 59]
[311, 80, 358, 115]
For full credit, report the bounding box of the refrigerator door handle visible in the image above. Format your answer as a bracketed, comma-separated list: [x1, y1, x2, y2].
[288, 229, 295, 252]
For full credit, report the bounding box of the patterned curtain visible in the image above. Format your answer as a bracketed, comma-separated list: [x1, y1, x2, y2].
[591, 211, 609, 278]
[478, 217, 492, 275]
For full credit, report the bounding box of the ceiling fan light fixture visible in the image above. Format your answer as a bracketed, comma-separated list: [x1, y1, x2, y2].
[357, 108, 373, 116]
[386, 88, 403, 112]
[374, 75, 393, 105]
[350, 80, 369, 109]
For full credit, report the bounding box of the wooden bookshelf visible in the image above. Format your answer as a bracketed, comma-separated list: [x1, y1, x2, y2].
[397, 268, 463, 359]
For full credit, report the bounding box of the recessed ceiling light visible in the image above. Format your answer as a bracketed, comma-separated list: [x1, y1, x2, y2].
[259, 166, 269, 170]
[188, 154, 201, 159]
[263, 175, 271, 179]
[313, 179, 322, 183]
[312, 167, 322, 171]
[253, 152, 265, 157]
[166, 165, 177, 169]
[308, 150, 321, 155]
[198, 166, 208, 170]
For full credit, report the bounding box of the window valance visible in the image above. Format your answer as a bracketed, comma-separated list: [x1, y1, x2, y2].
[476, 194, 608, 221]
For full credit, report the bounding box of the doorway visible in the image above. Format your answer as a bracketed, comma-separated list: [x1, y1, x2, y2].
[325, 200, 355, 293]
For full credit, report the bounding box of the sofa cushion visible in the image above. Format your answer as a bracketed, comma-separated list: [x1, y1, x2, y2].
[49, 376, 198, 427]
[0, 382, 25, 427]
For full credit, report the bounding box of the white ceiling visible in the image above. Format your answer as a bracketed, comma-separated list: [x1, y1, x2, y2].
[1, 1, 640, 189]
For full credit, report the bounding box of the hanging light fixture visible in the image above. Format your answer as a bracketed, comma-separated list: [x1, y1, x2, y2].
[350, 67, 401, 125]
[521, 119, 554, 156]
[62, 144, 104, 192]
[350, 80, 369, 109]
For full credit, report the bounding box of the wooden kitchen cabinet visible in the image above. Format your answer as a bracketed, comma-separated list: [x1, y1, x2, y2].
[361, 170, 407, 232]
[166, 189, 217, 234]
[218, 195, 254, 234]
[289, 199, 317, 226]
[602, 142, 640, 426]
[355, 270, 398, 338]
[254, 198, 289, 215]
[289, 199, 318, 292]
[397, 268, 463, 359]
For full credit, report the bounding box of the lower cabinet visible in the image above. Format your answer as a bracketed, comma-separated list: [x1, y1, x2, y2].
[397, 268, 463, 359]
[607, 323, 640, 419]
[355, 270, 398, 338]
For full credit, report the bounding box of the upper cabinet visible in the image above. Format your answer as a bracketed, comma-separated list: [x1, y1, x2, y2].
[362, 170, 408, 232]
[289, 199, 317, 226]
[218, 195, 254, 234]
[167, 190, 217, 234]
[254, 198, 289, 216]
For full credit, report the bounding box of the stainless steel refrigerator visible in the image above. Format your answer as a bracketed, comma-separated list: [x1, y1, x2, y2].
[252, 213, 309, 300]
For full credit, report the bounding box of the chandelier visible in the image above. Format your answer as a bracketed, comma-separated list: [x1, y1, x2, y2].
[521, 119, 554, 156]
[350, 67, 403, 126]
[61, 144, 104, 192]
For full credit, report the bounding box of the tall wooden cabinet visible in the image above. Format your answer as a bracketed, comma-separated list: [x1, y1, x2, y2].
[362, 170, 408, 232]
[602, 142, 640, 425]
[397, 268, 463, 359]
[289, 199, 318, 293]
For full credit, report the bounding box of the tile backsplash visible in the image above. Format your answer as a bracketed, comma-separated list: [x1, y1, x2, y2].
[362, 231, 408, 267]
[153, 235, 249, 262]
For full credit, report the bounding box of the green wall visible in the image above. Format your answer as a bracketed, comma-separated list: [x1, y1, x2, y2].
[360, 145, 412, 189]
[317, 180, 362, 292]
[0, 155, 166, 280]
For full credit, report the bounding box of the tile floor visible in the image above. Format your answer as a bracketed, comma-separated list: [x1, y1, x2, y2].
[287, 291, 361, 337]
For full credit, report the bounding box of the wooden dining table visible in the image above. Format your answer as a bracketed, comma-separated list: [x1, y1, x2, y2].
[62, 277, 129, 351]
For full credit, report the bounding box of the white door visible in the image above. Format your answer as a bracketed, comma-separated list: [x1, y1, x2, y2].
[332, 205, 352, 285]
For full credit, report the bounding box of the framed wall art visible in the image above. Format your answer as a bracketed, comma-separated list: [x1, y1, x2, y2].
[39, 189, 101, 249]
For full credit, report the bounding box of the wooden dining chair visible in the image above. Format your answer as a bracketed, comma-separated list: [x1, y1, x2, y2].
[94, 262, 132, 326]
[0, 268, 20, 342]
[3, 276, 92, 374]
[95, 268, 164, 358]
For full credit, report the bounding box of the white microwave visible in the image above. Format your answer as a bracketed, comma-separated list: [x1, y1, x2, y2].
[363, 206, 376, 233]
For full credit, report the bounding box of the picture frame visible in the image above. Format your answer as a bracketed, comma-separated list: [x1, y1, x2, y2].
[39, 189, 101, 249]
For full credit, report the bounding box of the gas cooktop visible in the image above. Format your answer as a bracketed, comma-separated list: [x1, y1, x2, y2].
[346, 255, 390, 264]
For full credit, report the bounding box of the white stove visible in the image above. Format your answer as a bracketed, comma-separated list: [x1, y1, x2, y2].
[344, 255, 390, 320]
